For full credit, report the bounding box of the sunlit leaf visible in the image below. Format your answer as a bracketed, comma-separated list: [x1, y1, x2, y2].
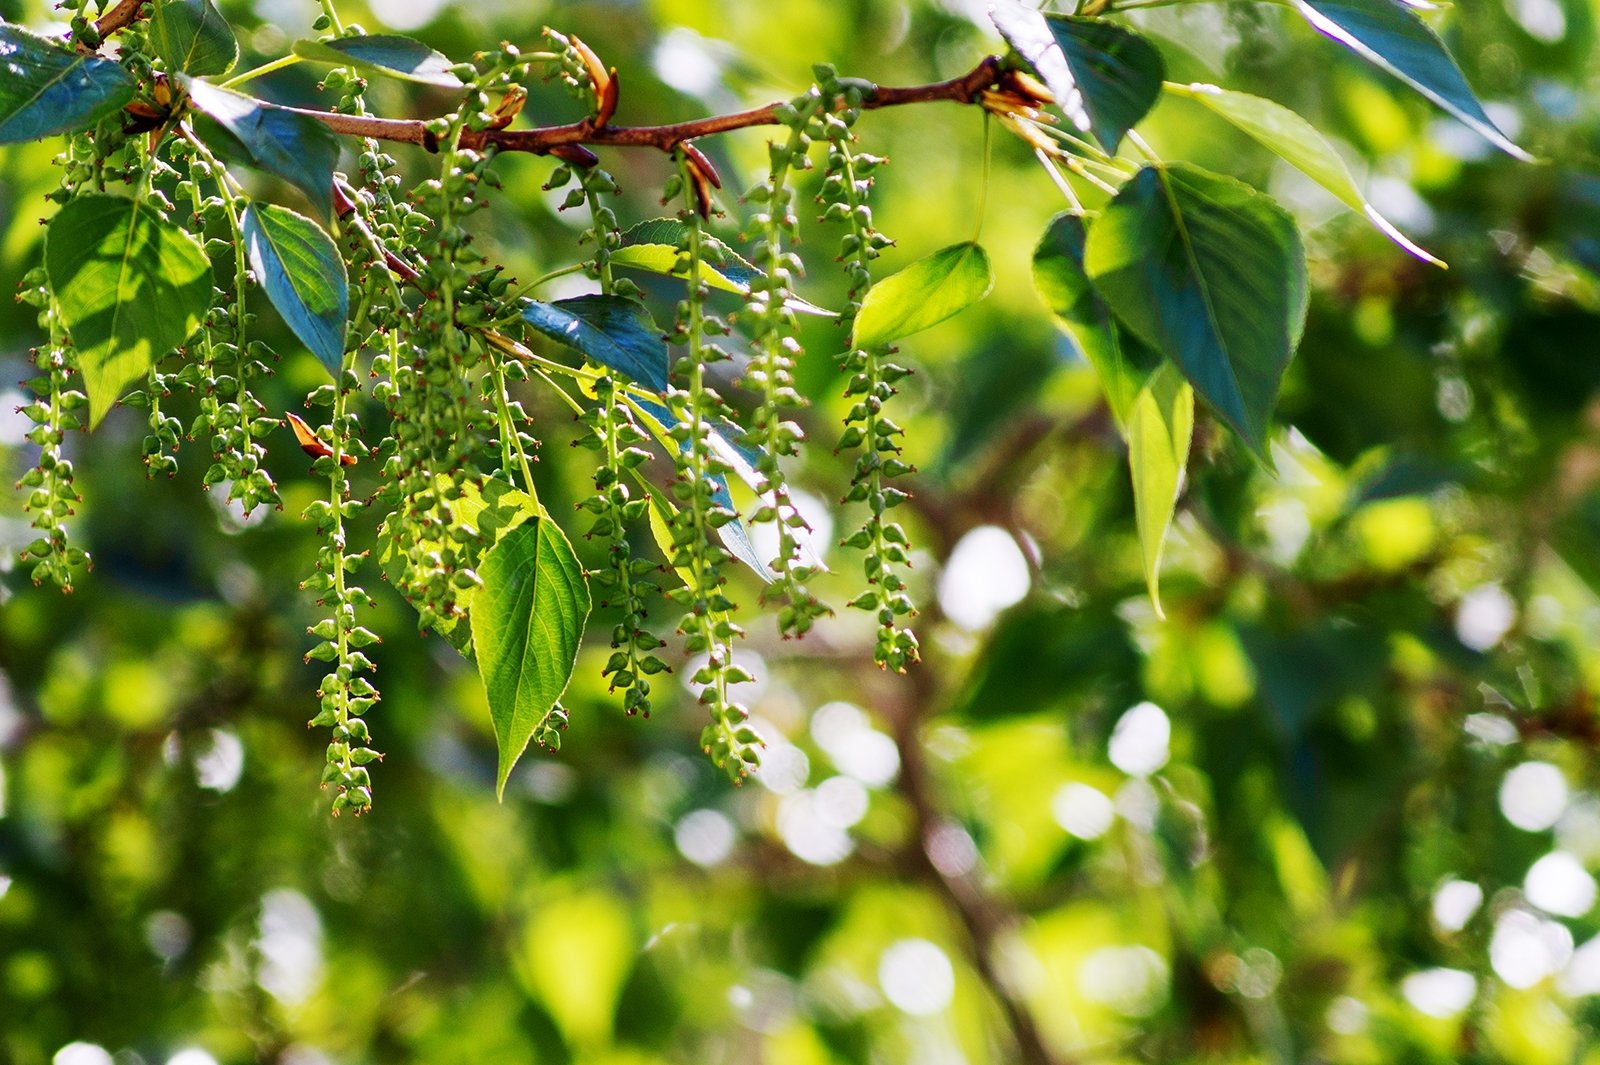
[150, 0, 238, 77]
[470, 518, 591, 799]
[242, 202, 348, 376]
[377, 477, 539, 653]
[520, 295, 669, 392]
[291, 33, 462, 88]
[611, 218, 830, 315]
[1293, 0, 1531, 160]
[1085, 163, 1307, 460]
[1032, 213, 1161, 426]
[0, 22, 136, 143]
[1164, 81, 1443, 267]
[854, 242, 994, 349]
[987, 0, 1093, 134]
[45, 195, 212, 427]
[627, 396, 776, 582]
[1128, 363, 1193, 618]
[183, 77, 339, 220]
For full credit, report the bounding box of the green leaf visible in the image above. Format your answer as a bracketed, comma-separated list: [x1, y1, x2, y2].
[854, 242, 994, 350]
[0, 23, 136, 143]
[1032, 213, 1161, 426]
[470, 518, 591, 799]
[1128, 363, 1193, 619]
[182, 77, 339, 221]
[988, 0, 1094, 136]
[45, 195, 212, 428]
[1164, 81, 1443, 267]
[1043, 15, 1165, 154]
[377, 477, 539, 653]
[1293, 0, 1532, 161]
[611, 218, 830, 315]
[520, 295, 669, 392]
[1085, 163, 1307, 460]
[626, 396, 777, 583]
[291, 34, 462, 88]
[150, 0, 238, 77]
[242, 202, 348, 376]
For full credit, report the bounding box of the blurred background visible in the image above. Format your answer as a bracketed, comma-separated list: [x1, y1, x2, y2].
[7, 0, 1600, 1061]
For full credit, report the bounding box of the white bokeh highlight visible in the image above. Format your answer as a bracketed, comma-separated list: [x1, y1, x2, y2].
[1109, 703, 1171, 777]
[1500, 761, 1569, 831]
[879, 938, 956, 1016]
[1525, 851, 1596, 917]
[938, 525, 1031, 631]
[1401, 968, 1477, 1018]
[1052, 782, 1115, 840]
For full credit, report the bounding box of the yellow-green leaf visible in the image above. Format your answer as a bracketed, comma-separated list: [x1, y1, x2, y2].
[854, 242, 994, 350]
[1128, 363, 1193, 619]
[1164, 81, 1443, 267]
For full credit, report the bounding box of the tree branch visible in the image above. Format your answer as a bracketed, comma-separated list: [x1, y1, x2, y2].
[73, 0, 146, 54]
[273, 56, 1008, 155]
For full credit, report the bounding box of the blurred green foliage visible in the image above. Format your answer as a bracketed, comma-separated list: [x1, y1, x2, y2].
[7, 0, 1600, 1063]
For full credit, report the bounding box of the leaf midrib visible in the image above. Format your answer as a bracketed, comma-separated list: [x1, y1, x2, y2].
[1, 46, 100, 138]
[1153, 165, 1249, 437]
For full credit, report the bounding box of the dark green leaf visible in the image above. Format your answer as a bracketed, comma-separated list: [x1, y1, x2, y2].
[1294, 0, 1531, 160]
[1085, 163, 1307, 460]
[471, 518, 591, 799]
[1032, 213, 1161, 426]
[521, 295, 669, 393]
[242, 202, 348, 376]
[45, 195, 212, 427]
[1043, 15, 1165, 154]
[1164, 81, 1443, 267]
[183, 77, 339, 221]
[854, 242, 994, 349]
[611, 218, 830, 315]
[0, 23, 136, 143]
[150, 0, 238, 77]
[1128, 363, 1193, 618]
[291, 34, 461, 88]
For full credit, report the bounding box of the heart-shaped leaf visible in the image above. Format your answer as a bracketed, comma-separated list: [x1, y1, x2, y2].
[1164, 82, 1443, 267]
[1033, 213, 1162, 426]
[150, 0, 238, 77]
[243, 202, 348, 376]
[45, 195, 213, 428]
[183, 77, 339, 221]
[610, 218, 830, 315]
[1293, 0, 1531, 160]
[292, 34, 462, 88]
[0, 23, 136, 143]
[854, 242, 994, 349]
[520, 295, 669, 393]
[1085, 163, 1307, 460]
[471, 517, 591, 799]
[1043, 15, 1165, 154]
[1128, 362, 1193, 618]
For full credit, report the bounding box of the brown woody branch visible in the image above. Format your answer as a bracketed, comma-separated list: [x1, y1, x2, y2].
[271, 56, 1008, 156]
[73, 0, 146, 54]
